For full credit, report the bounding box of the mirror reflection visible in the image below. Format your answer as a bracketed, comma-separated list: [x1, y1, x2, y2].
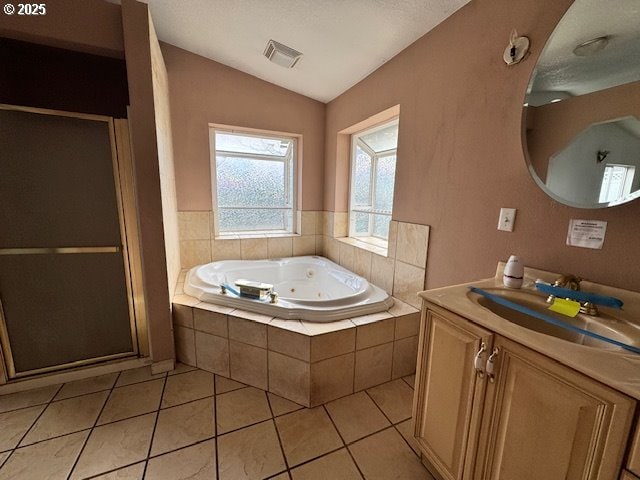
[523, 0, 640, 208]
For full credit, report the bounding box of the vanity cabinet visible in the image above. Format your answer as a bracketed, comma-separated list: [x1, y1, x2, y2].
[629, 424, 640, 477]
[414, 303, 636, 480]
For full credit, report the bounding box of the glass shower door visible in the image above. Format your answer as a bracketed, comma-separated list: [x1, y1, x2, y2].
[0, 106, 138, 378]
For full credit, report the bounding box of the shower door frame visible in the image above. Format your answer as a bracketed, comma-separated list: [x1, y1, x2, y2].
[0, 104, 148, 380]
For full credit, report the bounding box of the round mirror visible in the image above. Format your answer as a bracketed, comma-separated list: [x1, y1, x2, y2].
[523, 0, 640, 208]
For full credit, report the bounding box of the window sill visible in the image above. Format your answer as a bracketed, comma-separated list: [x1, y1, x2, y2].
[337, 236, 388, 257]
[215, 231, 301, 241]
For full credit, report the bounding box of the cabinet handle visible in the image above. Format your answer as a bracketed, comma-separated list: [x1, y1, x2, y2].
[486, 348, 500, 383]
[474, 342, 487, 378]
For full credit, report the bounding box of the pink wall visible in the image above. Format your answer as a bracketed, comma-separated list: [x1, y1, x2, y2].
[325, 0, 640, 292]
[160, 44, 326, 212]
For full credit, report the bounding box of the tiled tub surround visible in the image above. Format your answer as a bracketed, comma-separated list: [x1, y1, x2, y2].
[172, 290, 420, 407]
[178, 210, 430, 309]
[178, 210, 324, 269]
[184, 256, 393, 321]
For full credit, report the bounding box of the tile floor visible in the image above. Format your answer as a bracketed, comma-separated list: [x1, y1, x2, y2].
[0, 364, 434, 480]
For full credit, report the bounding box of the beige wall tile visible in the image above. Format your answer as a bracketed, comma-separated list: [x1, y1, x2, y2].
[195, 331, 229, 376]
[355, 318, 395, 350]
[175, 326, 196, 366]
[172, 294, 199, 307]
[180, 240, 211, 268]
[172, 304, 193, 328]
[268, 237, 293, 258]
[371, 253, 395, 293]
[395, 222, 429, 268]
[218, 420, 286, 480]
[229, 341, 268, 390]
[178, 211, 211, 240]
[315, 235, 323, 256]
[322, 211, 334, 237]
[315, 211, 324, 235]
[334, 212, 348, 238]
[194, 308, 228, 337]
[212, 238, 241, 261]
[354, 343, 393, 391]
[323, 236, 340, 263]
[392, 336, 419, 379]
[268, 325, 310, 361]
[301, 211, 317, 235]
[310, 353, 355, 406]
[388, 298, 419, 317]
[240, 238, 268, 260]
[310, 329, 355, 362]
[387, 220, 398, 259]
[229, 317, 267, 348]
[354, 247, 372, 279]
[339, 242, 356, 272]
[392, 261, 425, 309]
[268, 351, 310, 407]
[395, 312, 420, 339]
[293, 235, 316, 256]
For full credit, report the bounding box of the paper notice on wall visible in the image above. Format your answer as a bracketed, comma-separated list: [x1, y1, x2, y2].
[566, 219, 607, 249]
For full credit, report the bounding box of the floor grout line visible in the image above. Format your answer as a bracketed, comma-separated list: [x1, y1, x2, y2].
[213, 375, 220, 480]
[321, 404, 367, 479]
[266, 391, 292, 475]
[66, 370, 123, 480]
[140, 373, 168, 479]
[0, 382, 65, 471]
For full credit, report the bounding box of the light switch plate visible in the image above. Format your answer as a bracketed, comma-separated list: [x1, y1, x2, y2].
[498, 208, 516, 232]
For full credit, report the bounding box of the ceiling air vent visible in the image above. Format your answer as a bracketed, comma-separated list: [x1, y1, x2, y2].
[263, 39, 303, 68]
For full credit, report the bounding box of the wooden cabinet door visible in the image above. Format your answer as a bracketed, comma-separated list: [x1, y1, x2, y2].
[475, 336, 635, 480]
[413, 304, 494, 480]
[621, 471, 640, 480]
[628, 423, 640, 477]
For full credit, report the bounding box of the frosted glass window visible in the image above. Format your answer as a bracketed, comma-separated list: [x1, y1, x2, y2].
[349, 119, 398, 243]
[599, 164, 635, 203]
[213, 130, 296, 233]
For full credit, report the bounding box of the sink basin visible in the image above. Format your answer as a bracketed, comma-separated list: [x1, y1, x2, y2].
[468, 288, 640, 351]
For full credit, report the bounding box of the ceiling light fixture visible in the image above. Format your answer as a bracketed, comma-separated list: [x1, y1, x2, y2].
[263, 39, 303, 68]
[573, 36, 609, 57]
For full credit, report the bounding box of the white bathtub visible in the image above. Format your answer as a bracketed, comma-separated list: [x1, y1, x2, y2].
[184, 256, 393, 322]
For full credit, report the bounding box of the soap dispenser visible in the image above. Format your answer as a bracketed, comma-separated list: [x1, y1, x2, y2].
[503, 255, 524, 289]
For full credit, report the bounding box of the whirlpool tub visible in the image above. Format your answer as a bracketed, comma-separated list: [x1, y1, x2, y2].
[184, 256, 393, 322]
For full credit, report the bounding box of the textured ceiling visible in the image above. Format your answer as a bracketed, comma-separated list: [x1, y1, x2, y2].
[529, 0, 640, 99]
[141, 0, 471, 102]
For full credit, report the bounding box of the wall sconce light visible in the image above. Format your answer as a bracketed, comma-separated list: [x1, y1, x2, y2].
[503, 29, 530, 65]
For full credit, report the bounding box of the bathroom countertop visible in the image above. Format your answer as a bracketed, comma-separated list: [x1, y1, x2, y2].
[419, 264, 640, 400]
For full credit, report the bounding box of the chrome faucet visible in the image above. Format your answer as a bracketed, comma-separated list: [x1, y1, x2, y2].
[547, 274, 599, 316]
